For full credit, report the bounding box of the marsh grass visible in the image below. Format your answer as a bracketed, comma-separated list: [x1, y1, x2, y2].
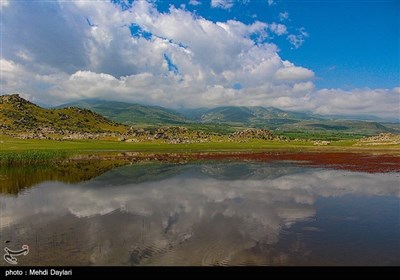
[0, 150, 69, 166]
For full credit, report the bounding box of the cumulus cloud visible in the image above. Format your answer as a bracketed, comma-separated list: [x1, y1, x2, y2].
[292, 81, 315, 93]
[311, 88, 400, 117]
[189, 0, 202, 6]
[2, 57, 398, 118]
[1, 1, 88, 74]
[0, 0, 396, 118]
[274, 61, 314, 81]
[211, 0, 234, 9]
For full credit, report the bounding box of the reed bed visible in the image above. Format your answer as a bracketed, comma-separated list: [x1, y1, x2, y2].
[0, 150, 69, 166]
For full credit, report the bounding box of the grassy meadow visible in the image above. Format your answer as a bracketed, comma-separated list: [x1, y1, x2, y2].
[1, 133, 400, 166]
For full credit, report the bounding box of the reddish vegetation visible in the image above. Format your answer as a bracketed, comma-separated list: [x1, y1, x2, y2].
[191, 152, 400, 173]
[98, 151, 400, 173]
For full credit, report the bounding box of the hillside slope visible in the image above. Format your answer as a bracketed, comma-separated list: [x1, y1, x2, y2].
[181, 106, 315, 126]
[54, 100, 398, 138]
[57, 100, 191, 126]
[0, 94, 128, 135]
[180, 106, 397, 137]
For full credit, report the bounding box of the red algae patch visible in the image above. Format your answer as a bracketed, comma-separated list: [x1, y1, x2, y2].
[191, 152, 400, 173]
[80, 151, 400, 173]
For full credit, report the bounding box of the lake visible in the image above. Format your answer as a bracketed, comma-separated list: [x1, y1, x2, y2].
[1, 154, 399, 266]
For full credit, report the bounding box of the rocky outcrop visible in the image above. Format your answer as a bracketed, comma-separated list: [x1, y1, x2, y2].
[117, 126, 215, 144]
[152, 126, 210, 144]
[313, 140, 331, 146]
[0, 94, 37, 108]
[127, 128, 151, 137]
[356, 133, 400, 145]
[3, 124, 291, 143]
[229, 129, 285, 141]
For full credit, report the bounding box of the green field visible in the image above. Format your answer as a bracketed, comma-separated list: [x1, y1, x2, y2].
[275, 131, 367, 141]
[0, 134, 329, 151]
[1, 133, 399, 166]
[1, 134, 399, 152]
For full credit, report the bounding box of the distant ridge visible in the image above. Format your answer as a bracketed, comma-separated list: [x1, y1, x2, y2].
[56, 99, 191, 126]
[2, 94, 394, 138]
[54, 99, 399, 136]
[179, 106, 316, 125]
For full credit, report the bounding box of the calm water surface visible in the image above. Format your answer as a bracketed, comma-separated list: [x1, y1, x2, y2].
[0, 160, 399, 265]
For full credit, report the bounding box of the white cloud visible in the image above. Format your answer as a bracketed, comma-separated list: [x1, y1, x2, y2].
[293, 81, 315, 93]
[287, 27, 309, 49]
[274, 61, 314, 81]
[287, 34, 302, 49]
[211, 0, 233, 9]
[0, 0, 396, 119]
[189, 0, 202, 6]
[0, 0, 9, 7]
[268, 0, 275, 6]
[279, 11, 289, 21]
[311, 88, 400, 117]
[268, 22, 287, 35]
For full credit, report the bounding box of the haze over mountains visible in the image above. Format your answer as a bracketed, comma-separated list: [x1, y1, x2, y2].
[57, 99, 189, 126]
[1, 94, 398, 139]
[56, 99, 399, 136]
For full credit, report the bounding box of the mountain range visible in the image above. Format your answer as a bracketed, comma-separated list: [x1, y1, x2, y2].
[57, 99, 399, 137]
[1, 94, 399, 139]
[57, 99, 189, 126]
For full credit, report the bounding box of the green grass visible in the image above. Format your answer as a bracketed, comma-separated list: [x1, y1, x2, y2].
[0, 149, 69, 166]
[276, 131, 367, 141]
[1, 134, 399, 166]
[0, 136, 313, 152]
[1, 134, 399, 151]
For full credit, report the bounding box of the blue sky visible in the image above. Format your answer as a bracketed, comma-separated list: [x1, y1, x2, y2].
[153, 0, 399, 89]
[277, 1, 399, 89]
[1, 0, 399, 118]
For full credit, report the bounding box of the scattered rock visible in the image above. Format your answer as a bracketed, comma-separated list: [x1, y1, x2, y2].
[59, 113, 70, 120]
[229, 129, 284, 141]
[356, 133, 400, 145]
[313, 140, 331, 146]
[125, 138, 139, 143]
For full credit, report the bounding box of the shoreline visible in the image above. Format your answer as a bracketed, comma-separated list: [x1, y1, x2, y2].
[1, 135, 400, 152]
[1, 134, 400, 168]
[2, 150, 399, 195]
[1, 149, 399, 173]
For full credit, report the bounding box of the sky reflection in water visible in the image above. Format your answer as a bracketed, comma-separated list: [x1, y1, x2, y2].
[0, 162, 399, 265]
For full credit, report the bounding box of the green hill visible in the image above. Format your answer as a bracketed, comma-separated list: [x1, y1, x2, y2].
[179, 106, 397, 139]
[57, 100, 191, 126]
[180, 106, 315, 126]
[275, 119, 397, 140]
[53, 99, 399, 139]
[0, 94, 127, 134]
